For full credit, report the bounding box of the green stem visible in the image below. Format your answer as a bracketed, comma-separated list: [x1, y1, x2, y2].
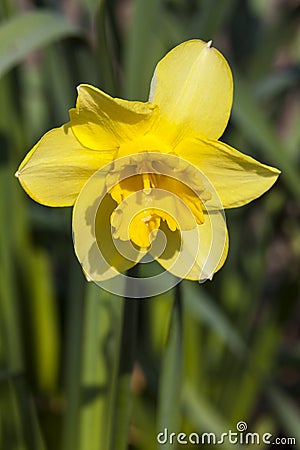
[78, 284, 122, 450]
[157, 283, 183, 450]
[61, 261, 85, 450]
[109, 267, 139, 450]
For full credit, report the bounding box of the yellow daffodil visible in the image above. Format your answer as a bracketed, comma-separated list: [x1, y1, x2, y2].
[16, 39, 280, 288]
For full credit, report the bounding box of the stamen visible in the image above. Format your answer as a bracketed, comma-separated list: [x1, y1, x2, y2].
[142, 173, 152, 194]
[142, 215, 152, 223]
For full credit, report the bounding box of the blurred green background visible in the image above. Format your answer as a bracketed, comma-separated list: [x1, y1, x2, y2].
[1, 0, 300, 449]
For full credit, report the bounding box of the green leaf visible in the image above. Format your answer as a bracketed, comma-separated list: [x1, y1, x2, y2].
[182, 281, 246, 355]
[268, 387, 300, 444]
[0, 166, 23, 373]
[182, 383, 244, 450]
[254, 71, 299, 100]
[0, 377, 46, 450]
[23, 250, 60, 394]
[182, 382, 228, 435]
[190, 0, 236, 40]
[229, 323, 280, 423]
[0, 10, 81, 78]
[123, 0, 161, 100]
[232, 74, 300, 200]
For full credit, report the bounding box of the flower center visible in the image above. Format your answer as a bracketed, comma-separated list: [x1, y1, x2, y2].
[106, 151, 210, 249]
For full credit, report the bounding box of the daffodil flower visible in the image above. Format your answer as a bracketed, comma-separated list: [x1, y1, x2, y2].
[16, 40, 280, 287]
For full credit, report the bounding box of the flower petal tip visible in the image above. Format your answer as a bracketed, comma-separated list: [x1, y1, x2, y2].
[15, 171, 20, 178]
[206, 40, 213, 48]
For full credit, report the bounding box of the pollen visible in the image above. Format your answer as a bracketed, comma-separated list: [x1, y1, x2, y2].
[142, 215, 153, 223]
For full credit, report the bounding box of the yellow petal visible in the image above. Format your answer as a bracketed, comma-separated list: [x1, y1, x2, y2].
[16, 124, 115, 206]
[157, 175, 204, 225]
[70, 84, 158, 150]
[149, 39, 233, 141]
[73, 169, 145, 282]
[175, 137, 280, 208]
[153, 211, 228, 281]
